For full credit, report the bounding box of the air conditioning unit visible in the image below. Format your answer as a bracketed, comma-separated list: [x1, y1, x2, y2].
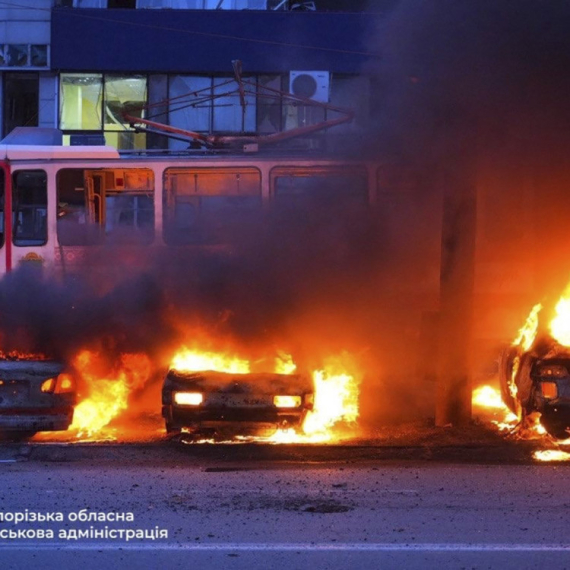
[289, 71, 329, 102]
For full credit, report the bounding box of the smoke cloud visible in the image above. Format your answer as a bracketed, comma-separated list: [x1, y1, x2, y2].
[5, 1, 570, 430]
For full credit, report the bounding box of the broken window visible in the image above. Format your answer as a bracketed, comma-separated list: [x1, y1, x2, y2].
[60, 74, 103, 131]
[60, 74, 147, 150]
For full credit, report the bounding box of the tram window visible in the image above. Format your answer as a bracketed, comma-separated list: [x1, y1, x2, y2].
[57, 168, 154, 246]
[105, 194, 154, 237]
[272, 169, 368, 208]
[12, 170, 47, 247]
[163, 168, 262, 245]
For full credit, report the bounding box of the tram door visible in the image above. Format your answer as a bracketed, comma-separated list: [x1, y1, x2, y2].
[9, 168, 53, 271]
[85, 172, 106, 227]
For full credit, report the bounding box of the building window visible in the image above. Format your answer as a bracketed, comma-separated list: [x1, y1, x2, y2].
[256, 75, 282, 133]
[166, 75, 211, 151]
[60, 73, 147, 149]
[69, 0, 107, 6]
[30, 46, 49, 67]
[7, 45, 28, 67]
[167, 74, 262, 150]
[3, 73, 39, 138]
[108, 0, 137, 7]
[12, 170, 48, 247]
[213, 77, 256, 133]
[0, 45, 49, 69]
[59, 72, 368, 150]
[60, 73, 103, 130]
[136, 0, 267, 8]
[137, 0, 205, 6]
[103, 75, 147, 149]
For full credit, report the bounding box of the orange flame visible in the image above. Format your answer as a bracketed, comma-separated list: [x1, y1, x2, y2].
[533, 450, 570, 461]
[69, 350, 151, 438]
[302, 366, 359, 436]
[169, 347, 361, 444]
[472, 385, 506, 409]
[472, 385, 518, 431]
[550, 287, 570, 346]
[0, 351, 48, 361]
[514, 303, 542, 351]
[170, 348, 250, 374]
[275, 352, 297, 375]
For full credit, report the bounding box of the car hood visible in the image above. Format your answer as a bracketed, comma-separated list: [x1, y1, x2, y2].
[0, 360, 65, 380]
[164, 370, 313, 395]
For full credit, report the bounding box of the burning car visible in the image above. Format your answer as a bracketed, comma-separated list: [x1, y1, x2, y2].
[161, 369, 314, 436]
[0, 359, 76, 440]
[500, 336, 570, 439]
[499, 298, 570, 439]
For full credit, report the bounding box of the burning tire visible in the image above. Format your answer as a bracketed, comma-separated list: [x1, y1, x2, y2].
[499, 345, 520, 415]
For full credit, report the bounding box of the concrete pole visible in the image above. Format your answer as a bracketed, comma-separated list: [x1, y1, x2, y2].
[435, 145, 477, 426]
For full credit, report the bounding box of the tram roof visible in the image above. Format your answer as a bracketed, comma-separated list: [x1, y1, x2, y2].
[0, 145, 120, 161]
[0, 128, 119, 161]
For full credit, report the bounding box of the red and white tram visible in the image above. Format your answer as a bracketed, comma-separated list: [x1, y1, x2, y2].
[0, 134, 380, 275]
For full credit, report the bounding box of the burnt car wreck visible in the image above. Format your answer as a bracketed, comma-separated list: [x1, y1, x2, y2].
[162, 370, 314, 436]
[500, 333, 570, 439]
[0, 359, 76, 440]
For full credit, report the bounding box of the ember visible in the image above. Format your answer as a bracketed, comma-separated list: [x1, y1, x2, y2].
[0, 351, 49, 361]
[533, 450, 570, 462]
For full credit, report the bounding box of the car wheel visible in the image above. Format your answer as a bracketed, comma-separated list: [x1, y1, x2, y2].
[499, 346, 519, 414]
[540, 416, 570, 440]
[165, 422, 181, 436]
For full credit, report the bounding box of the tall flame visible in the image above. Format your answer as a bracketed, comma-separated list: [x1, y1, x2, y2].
[302, 367, 359, 437]
[550, 287, 570, 346]
[69, 350, 151, 438]
[514, 303, 542, 351]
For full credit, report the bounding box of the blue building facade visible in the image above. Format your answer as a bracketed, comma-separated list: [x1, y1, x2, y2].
[0, 2, 387, 150]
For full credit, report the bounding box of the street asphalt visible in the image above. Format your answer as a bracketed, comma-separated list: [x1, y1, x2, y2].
[0, 438, 568, 569]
